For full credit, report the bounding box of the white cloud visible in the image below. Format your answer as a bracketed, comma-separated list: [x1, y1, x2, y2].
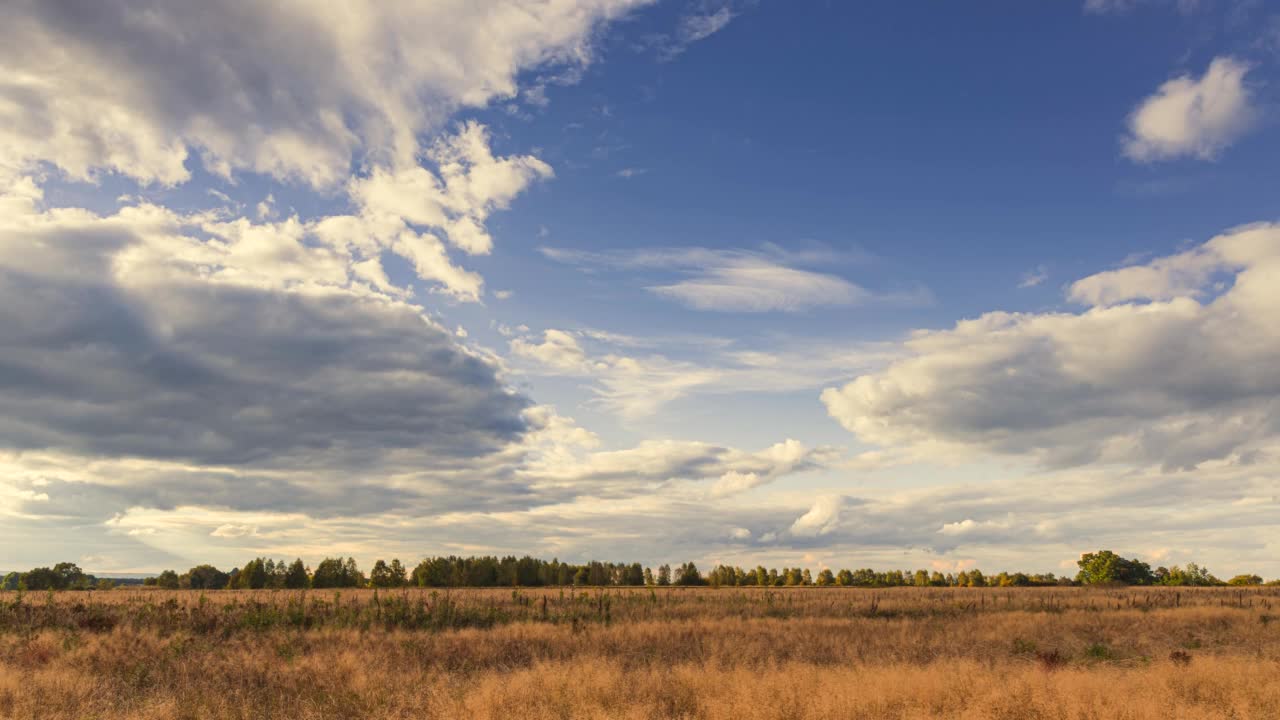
[510, 327, 895, 418]
[0, 177, 531, 500]
[822, 222, 1280, 471]
[789, 495, 846, 537]
[542, 246, 923, 313]
[211, 523, 259, 538]
[647, 3, 738, 61]
[1084, 0, 1204, 14]
[1123, 57, 1257, 162]
[0, 0, 649, 186]
[650, 259, 865, 312]
[346, 122, 553, 257]
[1018, 265, 1048, 288]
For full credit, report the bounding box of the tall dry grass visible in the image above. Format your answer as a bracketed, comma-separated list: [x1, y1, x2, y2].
[2, 587, 1278, 719]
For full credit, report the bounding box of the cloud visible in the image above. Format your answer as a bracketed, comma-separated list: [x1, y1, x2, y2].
[789, 495, 847, 537]
[0, 179, 530, 485]
[646, 2, 738, 61]
[0, 0, 649, 186]
[1123, 57, 1257, 162]
[822, 222, 1280, 471]
[1084, 0, 1204, 14]
[510, 327, 895, 418]
[543, 246, 924, 313]
[1018, 265, 1048, 288]
[345, 122, 553, 257]
[615, 167, 648, 178]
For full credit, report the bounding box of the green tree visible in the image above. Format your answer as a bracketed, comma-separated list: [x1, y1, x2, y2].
[156, 569, 180, 589]
[816, 569, 835, 586]
[370, 559, 394, 587]
[185, 565, 230, 590]
[1075, 550, 1154, 586]
[312, 557, 361, 588]
[625, 563, 645, 586]
[284, 559, 309, 589]
[1228, 574, 1263, 586]
[388, 559, 408, 587]
[656, 564, 671, 586]
[674, 562, 703, 586]
[835, 569, 854, 586]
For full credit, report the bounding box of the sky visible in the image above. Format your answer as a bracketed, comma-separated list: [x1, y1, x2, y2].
[2, 0, 1279, 578]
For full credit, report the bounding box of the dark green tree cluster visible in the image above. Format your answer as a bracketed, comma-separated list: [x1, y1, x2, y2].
[0, 562, 108, 591]
[16, 550, 1261, 592]
[410, 556, 648, 587]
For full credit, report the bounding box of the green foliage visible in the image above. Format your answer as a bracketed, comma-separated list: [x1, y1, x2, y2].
[17, 563, 95, 591]
[283, 559, 309, 589]
[311, 558, 363, 589]
[1228, 574, 1263, 586]
[674, 562, 704, 586]
[1075, 551, 1154, 586]
[156, 570, 180, 589]
[184, 565, 230, 590]
[1154, 563, 1220, 587]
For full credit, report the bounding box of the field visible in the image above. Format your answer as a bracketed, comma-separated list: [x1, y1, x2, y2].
[3, 586, 1280, 719]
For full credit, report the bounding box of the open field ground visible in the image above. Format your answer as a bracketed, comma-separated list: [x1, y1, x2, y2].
[3, 587, 1280, 719]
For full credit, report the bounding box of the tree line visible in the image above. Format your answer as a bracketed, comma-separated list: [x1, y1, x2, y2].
[3, 550, 1271, 591]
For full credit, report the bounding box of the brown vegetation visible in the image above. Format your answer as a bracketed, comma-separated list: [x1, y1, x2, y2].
[3, 587, 1280, 719]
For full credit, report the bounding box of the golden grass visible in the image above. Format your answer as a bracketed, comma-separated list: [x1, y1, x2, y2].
[3, 587, 1279, 719]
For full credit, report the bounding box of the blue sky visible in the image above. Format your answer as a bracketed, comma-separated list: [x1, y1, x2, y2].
[2, 0, 1279, 578]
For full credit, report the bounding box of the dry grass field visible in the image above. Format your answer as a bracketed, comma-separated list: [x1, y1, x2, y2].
[3, 586, 1280, 719]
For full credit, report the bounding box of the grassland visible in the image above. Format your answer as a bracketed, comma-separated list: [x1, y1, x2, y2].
[3, 586, 1280, 719]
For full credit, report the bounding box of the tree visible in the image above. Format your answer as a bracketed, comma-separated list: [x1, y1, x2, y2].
[185, 565, 230, 590]
[674, 562, 703, 586]
[656, 564, 671, 586]
[835, 569, 854, 586]
[312, 557, 362, 588]
[156, 569, 180, 589]
[816, 569, 835, 586]
[370, 560, 394, 587]
[0, 572, 18, 590]
[284, 559, 309, 589]
[388, 559, 408, 587]
[1228, 574, 1263, 586]
[1076, 551, 1153, 586]
[1161, 563, 1219, 587]
[236, 558, 268, 589]
[625, 563, 645, 586]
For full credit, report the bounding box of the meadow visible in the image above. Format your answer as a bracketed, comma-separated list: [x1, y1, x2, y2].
[2, 586, 1279, 719]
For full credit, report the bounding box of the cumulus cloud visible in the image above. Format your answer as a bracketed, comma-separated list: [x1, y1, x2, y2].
[0, 176, 529, 476]
[0, 0, 649, 186]
[822, 222, 1280, 471]
[1123, 57, 1257, 162]
[789, 495, 847, 537]
[346, 122, 553, 257]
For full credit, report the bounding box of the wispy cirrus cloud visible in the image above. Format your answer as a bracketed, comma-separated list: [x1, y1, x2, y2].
[541, 245, 930, 313]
